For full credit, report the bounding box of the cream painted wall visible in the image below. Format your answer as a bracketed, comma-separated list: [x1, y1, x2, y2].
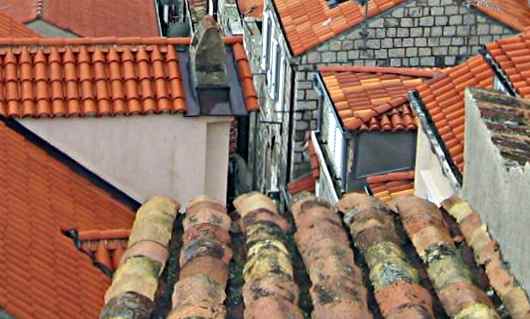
[414, 126, 456, 206]
[20, 114, 232, 206]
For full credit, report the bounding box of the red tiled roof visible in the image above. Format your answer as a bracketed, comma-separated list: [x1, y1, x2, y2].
[367, 170, 415, 203]
[320, 66, 442, 132]
[0, 0, 160, 37]
[0, 36, 258, 118]
[287, 174, 316, 195]
[487, 29, 530, 97]
[415, 56, 494, 172]
[0, 11, 40, 37]
[287, 136, 320, 195]
[78, 229, 130, 272]
[238, 0, 264, 18]
[0, 120, 134, 319]
[475, 0, 530, 32]
[273, 0, 404, 56]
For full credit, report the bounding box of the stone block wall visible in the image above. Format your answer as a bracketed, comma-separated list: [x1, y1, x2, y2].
[288, 0, 516, 179]
[462, 89, 530, 292]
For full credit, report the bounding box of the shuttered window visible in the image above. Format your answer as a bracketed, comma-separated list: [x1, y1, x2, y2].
[321, 102, 344, 182]
[261, 13, 273, 70]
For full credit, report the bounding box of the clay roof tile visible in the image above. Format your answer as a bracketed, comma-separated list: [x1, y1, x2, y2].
[320, 67, 434, 132]
[0, 37, 259, 118]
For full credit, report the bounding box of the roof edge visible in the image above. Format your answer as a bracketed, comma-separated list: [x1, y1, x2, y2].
[0, 36, 243, 46]
[479, 46, 518, 97]
[366, 170, 414, 184]
[1, 116, 141, 211]
[471, 4, 524, 32]
[319, 66, 443, 78]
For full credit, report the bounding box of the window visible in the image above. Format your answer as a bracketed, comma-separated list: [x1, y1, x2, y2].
[261, 13, 273, 70]
[268, 40, 279, 98]
[321, 102, 345, 179]
[355, 132, 416, 178]
[276, 57, 287, 111]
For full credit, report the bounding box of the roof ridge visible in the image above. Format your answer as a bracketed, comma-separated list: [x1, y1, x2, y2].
[320, 65, 442, 78]
[78, 229, 131, 241]
[366, 170, 415, 184]
[0, 36, 243, 47]
[35, 0, 44, 17]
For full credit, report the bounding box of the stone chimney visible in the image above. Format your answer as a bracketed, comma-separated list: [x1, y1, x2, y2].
[190, 16, 228, 88]
[190, 16, 231, 114]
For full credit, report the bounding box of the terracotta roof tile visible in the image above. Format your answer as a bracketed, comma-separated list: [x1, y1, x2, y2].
[366, 170, 415, 203]
[474, 0, 530, 32]
[0, 120, 134, 319]
[0, 0, 160, 37]
[274, 0, 405, 56]
[415, 55, 494, 172]
[0, 36, 258, 118]
[0, 11, 39, 37]
[320, 66, 442, 132]
[237, 0, 264, 18]
[487, 29, 530, 98]
[287, 174, 316, 195]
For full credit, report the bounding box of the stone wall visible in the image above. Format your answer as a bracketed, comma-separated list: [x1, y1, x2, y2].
[288, 0, 516, 179]
[462, 89, 530, 292]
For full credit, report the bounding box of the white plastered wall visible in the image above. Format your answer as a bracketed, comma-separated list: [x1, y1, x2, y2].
[20, 114, 231, 206]
[414, 125, 456, 206]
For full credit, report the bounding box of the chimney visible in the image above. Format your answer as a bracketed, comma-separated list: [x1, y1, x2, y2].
[190, 16, 231, 115]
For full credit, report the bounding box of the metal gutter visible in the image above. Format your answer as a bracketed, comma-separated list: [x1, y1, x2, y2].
[479, 46, 518, 97]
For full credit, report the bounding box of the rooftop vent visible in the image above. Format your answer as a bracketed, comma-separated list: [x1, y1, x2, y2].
[190, 16, 231, 115]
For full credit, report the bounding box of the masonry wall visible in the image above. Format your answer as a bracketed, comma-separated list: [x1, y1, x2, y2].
[288, 0, 515, 179]
[462, 91, 530, 293]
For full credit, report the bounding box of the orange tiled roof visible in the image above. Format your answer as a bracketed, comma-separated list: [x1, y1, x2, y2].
[0, 0, 160, 37]
[287, 174, 316, 195]
[487, 29, 530, 97]
[0, 11, 40, 37]
[0, 36, 258, 118]
[0, 120, 134, 319]
[238, 0, 264, 18]
[415, 55, 494, 173]
[320, 66, 442, 132]
[367, 170, 415, 203]
[273, 0, 405, 56]
[77, 229, 130, 272]
[475, 0, 530, 32]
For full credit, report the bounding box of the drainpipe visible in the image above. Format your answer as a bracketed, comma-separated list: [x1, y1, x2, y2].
[284, 62, 296, 188]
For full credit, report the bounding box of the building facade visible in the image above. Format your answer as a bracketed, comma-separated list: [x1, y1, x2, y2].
[253, 0, 526, 201]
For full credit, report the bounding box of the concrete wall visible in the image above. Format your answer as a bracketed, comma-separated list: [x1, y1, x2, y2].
[462, 91, 530, 292]
[26, 20, 78, 37]
[414, 125, 456, 205]
[19, 114, 231, 205]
